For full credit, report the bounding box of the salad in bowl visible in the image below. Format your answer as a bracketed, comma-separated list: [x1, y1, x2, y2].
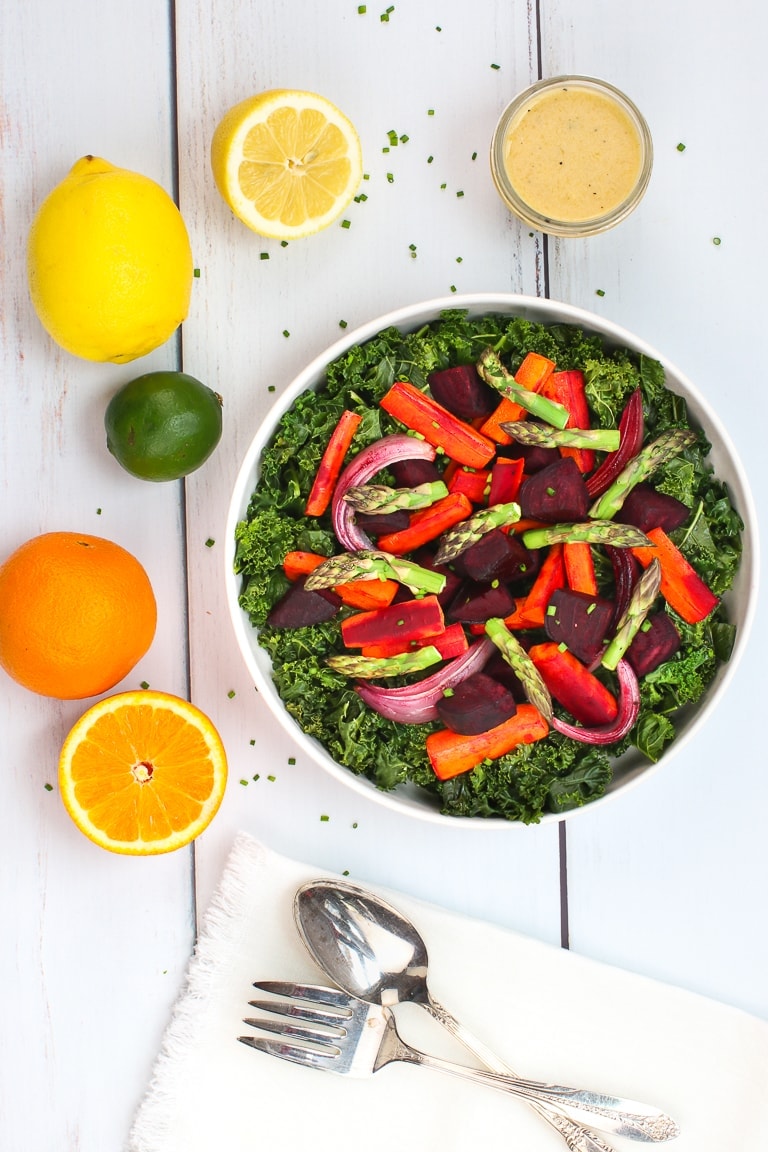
[226, 295, 755, 825]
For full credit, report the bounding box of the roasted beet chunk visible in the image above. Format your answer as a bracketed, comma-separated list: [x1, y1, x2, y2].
[353, 509, 411, 537]
[618, 483, 690, 534]
[450, 529, 532, 584]
[519, 456, 590, 522]
[436, 672, 518, 735]
[482, 651, 527, 701]
[446, 581, 518, 624]
[498, 439, 561, 474]
[389, 457, 442, 488]
[626, 612, 681, 677]
[427, 364, 499, 420]
[266, 576, 341, 628]
[544, 588, 614, 665]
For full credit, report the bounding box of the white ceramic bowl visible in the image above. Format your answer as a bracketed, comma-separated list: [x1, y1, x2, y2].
[225, 294, 759, 825]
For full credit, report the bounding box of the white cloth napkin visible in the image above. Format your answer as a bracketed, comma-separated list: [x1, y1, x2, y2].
[128, 833, 768, 1152]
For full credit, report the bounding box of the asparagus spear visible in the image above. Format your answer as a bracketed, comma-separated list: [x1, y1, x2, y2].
[327, 645, 443, 679]
[343, 480, 448, 514]
[433, 501, 522, 564]
[589, 428, 698, 520]
[304, 549, 446, 597]
[500, 420, 621, 452]
[476, 348, 570, 429]
[484, 617, 553, 722]
[602, 559, 663, 671]
[522, 520, 651, 550]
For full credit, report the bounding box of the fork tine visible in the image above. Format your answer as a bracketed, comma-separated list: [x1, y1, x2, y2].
[247, 996, 350, 1028]
[242, 1015, 343, 1047]
[252, 980, 355, 1009]
[238, 1034, 338, 1070]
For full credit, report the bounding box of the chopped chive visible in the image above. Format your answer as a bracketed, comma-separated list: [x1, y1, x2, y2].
[456, 190, 464, 197]
[387, 130, 398, 146]
[450, 285, 457, 293]
[399, 133, 409, 144]
[267, 384, 276, 392]
[386, 172, 394, 183]
[268, 774, 276, 781]
[363, 172, 370, 180]
[471, 151, 477, 160]
[358, 3, 366, 11]
[546, 604, 557, 616]
[352, 822, 359, 828]
[427, 108, 435, 115]
[713, 236, 722, 245]
[558, 642, 568, 652]
[240, 778, 248, 786]
[641, 619, 653, 632]
[339, 319, 348, 328]
[96, 508, 102, 515]
[546, 486, 556, 496]
[44, 783, 53, 791]
[280, 240, 289, 247]
[140, 681, 149, 690]
[440, 182, 447, 189]
[490, 63, 501, 69]
[341, 218, 351, 228]
[193, 267, 201, 277]
[227, 689, 236, 699]
[676, 142, 686, 152]
[205, 537, 215, 548]
[249, 739, 256, 746]
[282, 329, 290, 337]
[456, 256, 463, 263]
[342, 870, 350, 876]
[587, 602, 597, 615]
[320, 813, 330, 821]
[253, 773, 260, 780]
[382, 146, 390, 153]
[596, 288, 606, 297]
[260, 252, 269, 260]
[427, 155, 434, 163]
[288, 757, 296, 764]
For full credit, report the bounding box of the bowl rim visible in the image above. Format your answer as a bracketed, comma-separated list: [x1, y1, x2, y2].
[225, 292, 760, 827]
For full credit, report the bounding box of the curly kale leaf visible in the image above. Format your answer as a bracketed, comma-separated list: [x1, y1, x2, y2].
[437, 734, 612, 823]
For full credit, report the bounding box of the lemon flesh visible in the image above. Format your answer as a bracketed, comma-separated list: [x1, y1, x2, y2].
[27, 156, 193, 364]
[211, 90, 363, 239]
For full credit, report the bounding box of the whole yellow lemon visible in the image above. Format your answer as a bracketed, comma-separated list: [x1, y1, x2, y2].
[27, 156, 194, 364]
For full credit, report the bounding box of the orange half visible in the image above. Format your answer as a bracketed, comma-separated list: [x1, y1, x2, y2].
[59, 691, 228, 854]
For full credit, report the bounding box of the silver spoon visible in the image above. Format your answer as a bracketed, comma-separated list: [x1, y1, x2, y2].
[294, 879, 620, 1152]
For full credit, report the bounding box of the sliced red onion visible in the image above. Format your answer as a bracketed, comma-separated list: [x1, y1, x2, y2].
[331, 434, 437, 551]
[550, 659, 640, 745]
[354, 637, 495, 724]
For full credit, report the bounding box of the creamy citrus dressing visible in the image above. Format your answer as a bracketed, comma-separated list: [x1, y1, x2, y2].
[503, 85, 643, 222]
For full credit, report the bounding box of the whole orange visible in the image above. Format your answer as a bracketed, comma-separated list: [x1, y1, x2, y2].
[0, 532, 157, 699]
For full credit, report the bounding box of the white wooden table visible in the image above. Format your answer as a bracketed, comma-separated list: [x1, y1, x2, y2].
[2, 2, 766, 1148]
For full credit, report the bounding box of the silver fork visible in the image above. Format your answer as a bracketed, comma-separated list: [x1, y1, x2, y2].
[239, 981, 680, 1144]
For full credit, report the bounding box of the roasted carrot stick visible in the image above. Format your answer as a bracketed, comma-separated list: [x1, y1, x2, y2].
[305, 410, 362, 517]
[282, 550, 398, 609]
[542, 369, 595, 473]
[479, 351, 555, 444]
[516, 542, 565, 626]
[380, 380, 496, 469]
[563, 541, 598, 596]
[426, 703, 549, 780]
[631, 527, 719, 623]
[528, 642, 618, 726]
[376, 492, 473, 555]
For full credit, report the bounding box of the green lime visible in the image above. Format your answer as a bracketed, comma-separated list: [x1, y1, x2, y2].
[105, 371, 223, 482]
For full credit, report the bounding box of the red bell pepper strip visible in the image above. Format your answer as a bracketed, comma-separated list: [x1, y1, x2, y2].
[479, 351, 556, 444]
[426, 703, 549, 780]
[304, 410, 363, 517]
[282, 550, 399, 609]
[488, 457, 525, 505]
[563, 541, 598, 596]
[376, 492, 473, 555]
[542, 369, 595, 473]
[361, 622, 469, 660]
[528, 642, 619, 726]
[516, 542, 566, 627]
[631, 527, 719, 623]
[380, 380, 496, 469]
[341, 594, 445, 649]
[447, 466, 490, 505]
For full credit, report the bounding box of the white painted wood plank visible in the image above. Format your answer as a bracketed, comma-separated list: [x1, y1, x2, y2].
[173, 0, 565, 938]
[540, 0, 768, 1017]
[0, 2, 196, 1148]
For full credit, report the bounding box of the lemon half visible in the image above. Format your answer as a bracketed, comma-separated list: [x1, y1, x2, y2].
[27, 156, 193, 364]
[211, 89, 363, 240]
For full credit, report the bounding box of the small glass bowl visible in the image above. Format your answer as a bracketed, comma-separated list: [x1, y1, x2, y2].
[490, 75, 653, 238]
